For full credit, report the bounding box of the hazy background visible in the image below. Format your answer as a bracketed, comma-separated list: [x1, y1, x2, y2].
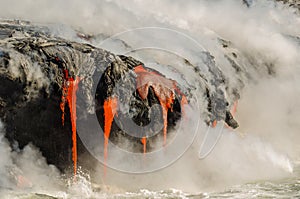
[0, 0, 299, 196]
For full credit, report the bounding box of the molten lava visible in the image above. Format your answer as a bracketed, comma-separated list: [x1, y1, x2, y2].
[103, 97, 118, 160]
[141, 137, 147, 154]
[134, 65, 186, 145]
[101, 65, 187, 162]
[60, 69, 80, 176]
[212, 120, 217, 128]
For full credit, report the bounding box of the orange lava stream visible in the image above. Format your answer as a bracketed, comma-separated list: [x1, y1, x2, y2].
[212, 120, 217, 128]
[160, 93, 174, 145]
[60, 69, 80, 177]
[100, 65, 188, 160]
[103, 97, 118, 160]
[141, 137, 147, 154]
[134, 65, 182, 146]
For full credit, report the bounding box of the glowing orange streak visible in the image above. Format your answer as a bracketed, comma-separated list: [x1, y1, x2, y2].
[134, 65, 189, 146]
[134, 65, 159, 75]
[103, 97, 118, 160]
[212, 120, 217, 128]
[60, 69, 80, 177]
[141, 137, 147, 154]
[161, 93, 174, 145]
[161, 104, 168, 145]
[67, 77, 80, 176]
[60, 69, 70, 126]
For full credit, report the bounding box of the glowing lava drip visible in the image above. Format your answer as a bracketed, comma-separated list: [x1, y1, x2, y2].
[103, 97, 118, 161]
[141, 137, 147, 154]
[60, 69, 80, 176]
[101, 64, 187, 161]
[134, 65, 187, 146]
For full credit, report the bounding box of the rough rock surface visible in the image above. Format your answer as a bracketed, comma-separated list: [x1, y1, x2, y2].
[0, 20, 238, 171]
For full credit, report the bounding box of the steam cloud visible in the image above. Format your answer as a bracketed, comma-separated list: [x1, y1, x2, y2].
[0, 0, 299, 196]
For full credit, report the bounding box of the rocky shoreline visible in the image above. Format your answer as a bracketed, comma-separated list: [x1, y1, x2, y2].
[0, 20, 239, 173]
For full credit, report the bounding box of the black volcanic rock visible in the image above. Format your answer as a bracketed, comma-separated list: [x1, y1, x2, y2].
[0, 20, 238, 172]
[0, 21, 187, 171]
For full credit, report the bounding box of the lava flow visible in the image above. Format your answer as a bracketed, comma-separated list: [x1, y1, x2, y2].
[101, 65, 187, 161]
[134, 65, 187, 146]
[141, 137, 147, 154]
[60, 69, 80, 176]
[103, 97, 118, 160]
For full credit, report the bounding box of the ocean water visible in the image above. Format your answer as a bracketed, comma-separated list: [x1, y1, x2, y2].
[0, 0, 299, 198]
[0, 166, 299, 198]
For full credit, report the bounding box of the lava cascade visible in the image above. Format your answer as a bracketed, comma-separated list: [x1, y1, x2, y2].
[60, 69, 80, 176]
[134, 65, 187, 146]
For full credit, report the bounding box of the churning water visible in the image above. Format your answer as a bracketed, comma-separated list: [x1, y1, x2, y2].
[0, 0, 300, 198]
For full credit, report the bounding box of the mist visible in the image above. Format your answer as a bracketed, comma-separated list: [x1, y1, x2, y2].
[0, 0, 299, 196]
[0, 120, 64, 196]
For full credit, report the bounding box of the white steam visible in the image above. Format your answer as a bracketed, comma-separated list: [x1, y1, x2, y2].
[0, 120, 65, 197]
[0, 0, 299, 195]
